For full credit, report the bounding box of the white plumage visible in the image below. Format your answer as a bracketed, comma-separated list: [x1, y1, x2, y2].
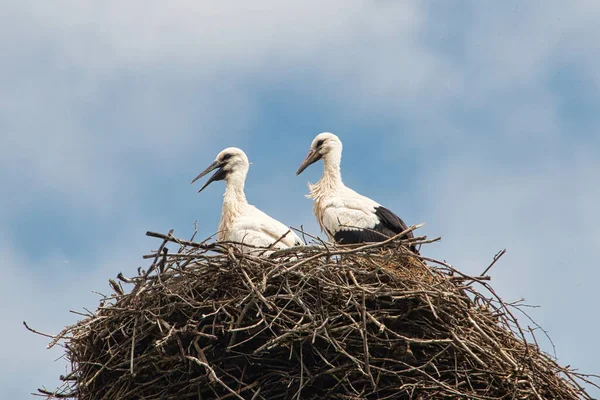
[296, 133, 418, 253]
[192, 147, 303, 252]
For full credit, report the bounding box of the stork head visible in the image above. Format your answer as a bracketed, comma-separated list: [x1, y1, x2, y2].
[296, 132, 342, 175]
[191, 147, 249, 192]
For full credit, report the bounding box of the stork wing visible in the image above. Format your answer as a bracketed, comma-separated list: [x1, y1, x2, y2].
[374, 206, 419, 253]
[319, 196, 418, 252]
[374, 206, 412, 238]
[259, 220, 303, 247]
[231, 208, 302, 249]
[319, 197, 380, 232]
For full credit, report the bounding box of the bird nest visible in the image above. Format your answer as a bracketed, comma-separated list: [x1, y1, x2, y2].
[33, 228, 598, 399]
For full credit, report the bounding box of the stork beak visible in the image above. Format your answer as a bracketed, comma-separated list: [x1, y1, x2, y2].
[191, 160, 227, 193]
[296, 149, 322, 175]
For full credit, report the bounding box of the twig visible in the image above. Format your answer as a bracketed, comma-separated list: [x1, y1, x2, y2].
[23, 321, 55, 339]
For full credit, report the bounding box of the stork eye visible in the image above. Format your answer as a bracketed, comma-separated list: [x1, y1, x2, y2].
[315, 139, 325, 148]
[222, 153, 232, 161]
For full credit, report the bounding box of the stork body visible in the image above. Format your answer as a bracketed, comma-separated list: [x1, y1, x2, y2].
[296, 133, 418, 253]
[192, 147, 302, 252]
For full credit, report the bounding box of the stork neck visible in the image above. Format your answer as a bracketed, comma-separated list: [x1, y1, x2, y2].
[223, 176, 248, 207]
[218, 177, 247, 242]
[320, 152, 343, 188]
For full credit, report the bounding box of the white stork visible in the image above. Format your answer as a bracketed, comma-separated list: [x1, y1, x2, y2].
[296, 133, 419, 253]
[192, 147, 303, 252]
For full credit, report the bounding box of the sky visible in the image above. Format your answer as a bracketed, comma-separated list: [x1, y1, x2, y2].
[1, 0, 599, 398]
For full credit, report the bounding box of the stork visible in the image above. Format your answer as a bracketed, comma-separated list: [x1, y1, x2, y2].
[192, 147, 303, 252]
[296, 133, 419, 253]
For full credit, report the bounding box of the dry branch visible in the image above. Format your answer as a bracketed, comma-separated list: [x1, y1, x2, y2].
[32, 230, 598, 399]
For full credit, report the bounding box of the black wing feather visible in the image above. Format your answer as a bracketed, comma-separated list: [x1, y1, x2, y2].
[334, 229, 388, 244]
[374, 206, 411, 237]
[374, 206, 419, 254]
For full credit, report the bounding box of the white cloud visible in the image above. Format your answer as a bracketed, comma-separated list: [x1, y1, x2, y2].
[0, 1, 409, 215]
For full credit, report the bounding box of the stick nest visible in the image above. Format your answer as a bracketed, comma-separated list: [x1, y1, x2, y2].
[37, 229, 598, 399]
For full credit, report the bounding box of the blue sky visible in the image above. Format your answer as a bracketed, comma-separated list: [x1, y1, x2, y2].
[1, 1, 599, 398]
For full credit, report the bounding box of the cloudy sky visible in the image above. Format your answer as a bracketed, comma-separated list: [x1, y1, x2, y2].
[2, 1, 599, 398]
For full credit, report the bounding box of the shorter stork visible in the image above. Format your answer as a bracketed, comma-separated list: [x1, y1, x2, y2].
[296, 133, 419, 253]
[192, 147, 303, 252]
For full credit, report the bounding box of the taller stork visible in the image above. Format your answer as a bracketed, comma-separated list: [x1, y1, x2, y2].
[296, 133, 419, 253]
[192, 147, 303, 252]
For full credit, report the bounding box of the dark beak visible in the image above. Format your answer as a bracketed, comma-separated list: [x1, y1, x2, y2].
[191, 160, 227, 192]
[296, 149, 322, 175]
